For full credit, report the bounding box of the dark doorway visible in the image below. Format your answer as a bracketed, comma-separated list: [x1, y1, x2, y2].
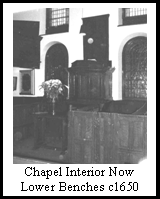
[45, 43, 69, 85]
[44, 43, 69, 156]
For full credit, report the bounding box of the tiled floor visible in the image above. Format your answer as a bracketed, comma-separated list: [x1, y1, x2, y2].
[13, 136, 70, 164]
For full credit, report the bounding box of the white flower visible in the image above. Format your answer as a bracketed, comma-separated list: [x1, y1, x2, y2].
[39, 79, 66, 99]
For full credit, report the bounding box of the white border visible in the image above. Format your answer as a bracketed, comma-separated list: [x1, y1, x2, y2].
[3, 3, 156, 196]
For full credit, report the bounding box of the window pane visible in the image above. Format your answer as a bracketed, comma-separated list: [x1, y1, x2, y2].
[47, 8, 69, 28]
[63, 17, 66, 24]
[125, 8, 147, 17]
[145, 8, 147, 14]
[122, 37, 147, 99]
[125, 8, 130, 17]
[130, 8, 133, 16]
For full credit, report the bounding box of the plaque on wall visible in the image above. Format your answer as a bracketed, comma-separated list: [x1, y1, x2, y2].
[20, 70, 35, 95]
[13, 76, 17, 91]
[13, 20, 41, 69]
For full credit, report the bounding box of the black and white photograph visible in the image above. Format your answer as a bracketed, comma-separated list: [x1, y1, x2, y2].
[3, 3, 156, 196]
[12, 6, 148, 164]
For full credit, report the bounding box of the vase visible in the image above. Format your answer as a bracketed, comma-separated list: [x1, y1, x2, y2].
[47, 98, 56, 115]
[52, 98, 56, 115]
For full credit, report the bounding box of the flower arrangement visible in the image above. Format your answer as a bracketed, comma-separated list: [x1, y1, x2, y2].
[39, 79, 68, 115]
[39, 79, 67, 101]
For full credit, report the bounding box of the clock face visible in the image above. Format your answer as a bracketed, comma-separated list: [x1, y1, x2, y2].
[88, 38, 94, 44]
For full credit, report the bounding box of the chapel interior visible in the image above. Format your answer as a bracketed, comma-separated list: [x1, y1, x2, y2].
[13, 8, 147, 164]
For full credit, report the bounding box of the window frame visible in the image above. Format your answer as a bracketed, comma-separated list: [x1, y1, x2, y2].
[122, 8, 147, 25]
[122, 36, 147, 100]
[46, 8, 69, 34]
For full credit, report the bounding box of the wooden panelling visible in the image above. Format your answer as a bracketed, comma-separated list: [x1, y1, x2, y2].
[13, 97, 44, 105]
[68, 111, 95, 163]
[68, 110, 147, 164]
[33, 113, 68, 152]
[13, 98, 46, 141]
[68, 61, 113, 106]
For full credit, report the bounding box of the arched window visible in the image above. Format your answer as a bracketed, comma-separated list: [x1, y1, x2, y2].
[122, 36, 147, 100]
[45, 43, 68, 86]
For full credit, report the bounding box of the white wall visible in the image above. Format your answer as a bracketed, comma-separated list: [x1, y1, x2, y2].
[13, 8, 46, 97]
[37, 8, 84, 96]
[13, 8, 46, 35]
[13, 67, 20, 96]
[110, 25, 147, 100]
[13, 7, 147, 99]
[13, 8, 84, 97]
[82, 7, 147, 100]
